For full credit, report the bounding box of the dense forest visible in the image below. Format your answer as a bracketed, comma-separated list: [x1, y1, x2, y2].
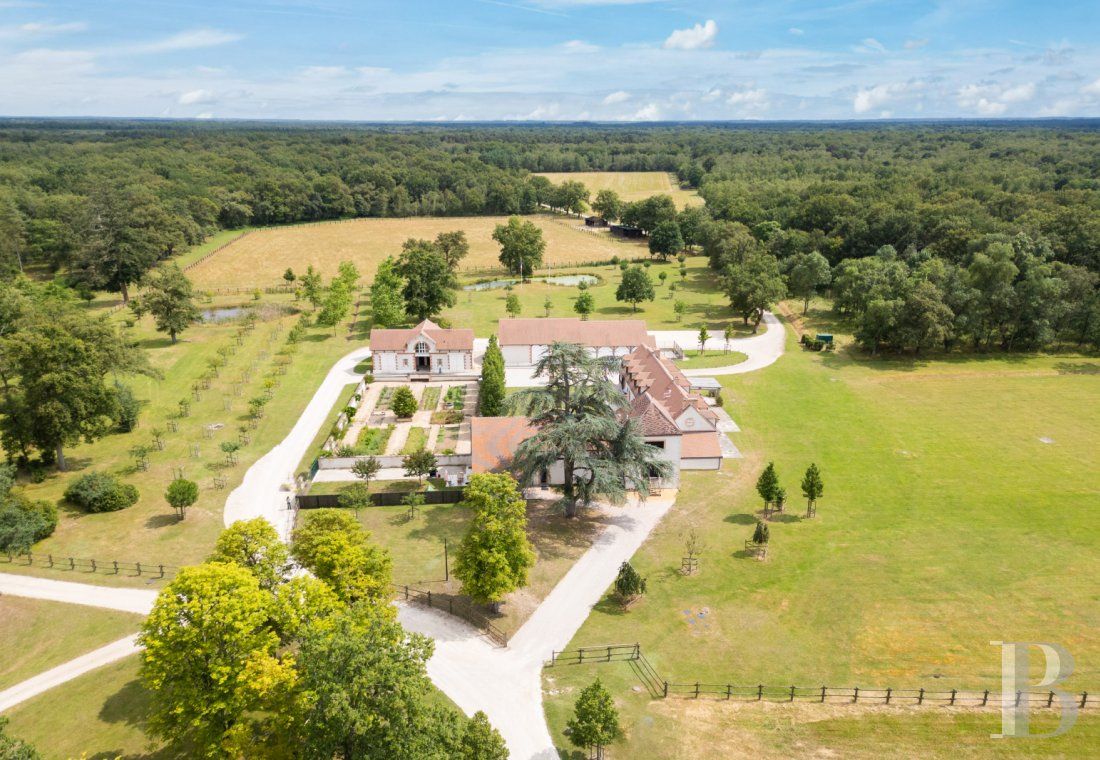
[0, 120, 1098, 352]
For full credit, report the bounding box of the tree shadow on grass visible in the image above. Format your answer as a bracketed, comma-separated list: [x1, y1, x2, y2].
[1055, 361, 1100, 375]
[95, 679, 192, 760]
[592, 593, 630, 618]
[144, 513, 180, 529]
[724, 513, 756, 525]
[764, 513, 802, 524]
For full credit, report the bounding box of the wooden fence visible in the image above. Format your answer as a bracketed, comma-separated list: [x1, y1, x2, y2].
[2, 550, 176, 580]
[297, 488, 466, 509]
[183, 230, 256, 273]
[548, 644, 1096, 710]
[393, 584, 508, 647]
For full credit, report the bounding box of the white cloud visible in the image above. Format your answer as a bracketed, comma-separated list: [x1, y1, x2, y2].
[178, 88, 216, 105]
[1000, 82, 1035, 103]
[562, 40, 599, 53]
[788, 28, 804, 36]
[0, 21, 87, 40]
[727, 88, 768, 106]
[663, 20, 718, 51]
[956, 81, 1036, 114]
[1082, 78, 1100, 95]
[858, 37, 887, 54]
[195, 112, 214, 120]
[602, 90, 630, 105]
[700, 87, 722, 102]
[853, 81, 923, 114]
[632, 102, 660, 120]
[904, 38, 929, 50]
[127, 28, 243, 55]
[975, 98, 1006, 115]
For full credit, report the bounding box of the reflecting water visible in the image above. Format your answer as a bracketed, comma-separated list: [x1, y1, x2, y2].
[463, 274, 599, 291]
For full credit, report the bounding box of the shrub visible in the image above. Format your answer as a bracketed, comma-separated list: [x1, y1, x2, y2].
[610, 255, 620, 265]
[391, 386, 418, 418]
[715, 392, 725, 407]
[0, 497, 58, 553]
[435, 317, 453, 329]
[115, 382, 141, 432]
[752, 520, 770, 545]
[64, 472, 140, 513]
[613, 561, 647, 601]
[363, 373, 374, 384]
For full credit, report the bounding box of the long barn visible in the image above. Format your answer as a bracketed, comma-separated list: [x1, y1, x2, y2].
[497, 318, 654, 367]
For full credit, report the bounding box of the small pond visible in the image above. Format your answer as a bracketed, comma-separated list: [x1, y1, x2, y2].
[463, 274, 599, 291]
[200, 307, 247, 323]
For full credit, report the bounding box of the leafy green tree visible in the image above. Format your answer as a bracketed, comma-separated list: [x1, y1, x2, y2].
[139, 563, 290, 759]
[403, 449, 437, 484]
[0, 466, 58, 553]
[510, 343, 671, 518]
[648, 220, 684, 261]
[613, 561, 647, 602]
[316, 277, 353, 334]
[723, 251, 787, 333]
[801, 463, 824, 514]
[336, 260, 360, 292]
[283, 267, 296, 285]
[434, 230, 470, 270]
[370, 256, 406, 328]
[677, 205, 708, 246]
[752, 519, 770, 545]
[551, 180, 590, 214]
[698, 326, 710, 355]
[397, 240, 459, 320]
[165, 478, 198, 521]
[0, 716, 40, 760]
[339, 482, 374, 512]
[210, 517, 291, 591]
[130, 264, 200, 343]
[351, 456, 382, 492]
[591, 189, 623, 222]
[755, 462, 779, 508]
[493, 216, 545, 280]
[567, 678, 621, 760]
[296, 604, 452, 760]
[505, 292, 522, 318]
[787, 251, 832, 314]
[615, 266, 655, 313]
[479, 335, 506, 417]
[574, 290, 595, 320]
[460, 711, 509, 760]
[454, 473, 535, 612]
[291, 509, 393, 604]
[673, 299, 686, 322]
[391, 386, 418, 417]
[723, 324, 736, 352]
[114, 381, 141, 431]
[300, 265, 324, 310]
[543, 296, 553, 317]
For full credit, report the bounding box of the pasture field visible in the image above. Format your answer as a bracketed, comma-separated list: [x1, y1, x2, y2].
[534, 171, 703, 208]
[443, 256, 757, 337]
[187, 214, 649, 289]
[542, 313, 1100, 757]
[7, 292, 367, 586]
[0, 598, 143, 691]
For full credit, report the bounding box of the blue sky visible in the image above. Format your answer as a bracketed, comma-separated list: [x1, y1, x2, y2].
[1, 0, 1098, 120]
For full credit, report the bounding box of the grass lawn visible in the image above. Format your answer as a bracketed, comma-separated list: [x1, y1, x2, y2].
[534, 171, 703, 209]
[400, 427, 429, 454]
[542, 314, 1100, 756]
[9, 291, 364, 587]
[0, 598, 143, 691]
[187, 214, 650, 289]
[295, 382, 359, 476]
[443, 256, 756, 338]
[674, 349, 748, 370]
[356, 424, 394, 455]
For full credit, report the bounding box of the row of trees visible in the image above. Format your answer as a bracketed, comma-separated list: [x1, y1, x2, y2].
[139, 515, 508, 759]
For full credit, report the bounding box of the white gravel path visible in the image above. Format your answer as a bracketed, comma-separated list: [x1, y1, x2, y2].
[399, 493, 678, 760]
[0, 573, 156, 615]
[0, 635, 140, 713]
[223, 345, 371, 540]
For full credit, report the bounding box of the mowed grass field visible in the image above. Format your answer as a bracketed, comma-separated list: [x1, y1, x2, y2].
[187, 214, 649, 289]
[535, 171, 703, 208]
[542, 314, 1100, 757]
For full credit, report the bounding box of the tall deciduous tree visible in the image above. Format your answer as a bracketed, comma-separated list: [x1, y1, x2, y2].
[567, 678, 621, 760]
[402, 449, 437, 483]
[505, 292, 522, 318]
[479, 335, 506, 417]
[616, 266, 655, 313]
[300, 265, 324, 310]
[397, 240, 458, 320]
[291, 509, 392, 604]
[209, 517, 291, 591]
[370, 256, 406, 328]
[723, 251, 787, 333]
[316, 277, 352, 334]
[493, 216, 545, 281]
[164, 478, 198, 521]
[591, 189, 623, 222]
[130, 264, 200, 343]
[787, 250, 832, 314]
[574, 289, 595, 320]
[648, 220, 684, 261]
[511, 342, 671, 518]
[434, 230, 470, 270]
[454, 473, 534, 612]
[351, 456, 381, 493]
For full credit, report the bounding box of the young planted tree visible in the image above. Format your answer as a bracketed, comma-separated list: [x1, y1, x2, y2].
[698, 325, 710, 355]
[724, 323, 736, 353]
[493, 216, 545, 281]
[478, 335, 506, 417]
[130, 264, 200, 343]
[567, 678, 622, 760]
[752, 519, 770, 545]
[403, 449, 437, 484]
[510, 342, 671, 518]
[316, 278, 352, 335]
[351, 456, 382, 493]
[544, 296, 553, 318]
[613, 561, 647, 603]
[658, 270, 668, 287]
[615, 265, 655, 313]
[801, 463, 824, 516]
[391, 386, 418, 418]
[673, 299, 686, 322]
[505, 292, 522, 318]
[300, 265, 324, 310]
[453, 473, 535, 612]
[755, 462, 779, 511]
[164, 478, 198, 521]
[282, 267, 296, 285]
[574, 289, 595, 321]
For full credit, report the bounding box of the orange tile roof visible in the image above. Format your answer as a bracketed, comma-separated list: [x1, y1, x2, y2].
[498, 318, 653, 348]
[470, 416, 537, 473]
[622, 346, 719, 427]
[680, 431, 723, 459]
[370, 319, 474, 351]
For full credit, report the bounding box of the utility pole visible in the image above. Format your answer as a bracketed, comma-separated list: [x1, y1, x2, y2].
[443, 537, 449, 582]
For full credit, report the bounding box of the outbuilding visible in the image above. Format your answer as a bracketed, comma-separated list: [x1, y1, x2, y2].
[497, 318, 654, 367]
[369, 319, 475, 378]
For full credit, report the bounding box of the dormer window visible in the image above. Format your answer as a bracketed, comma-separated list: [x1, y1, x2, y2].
[414, 341, 430, 355]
